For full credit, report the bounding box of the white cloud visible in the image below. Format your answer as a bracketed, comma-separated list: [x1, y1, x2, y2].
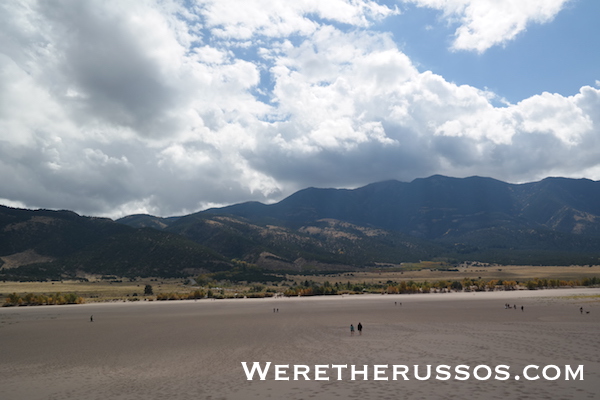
[0, 0, 598, 218]
[516, 92, 593, 145]
[249, 21, 600, 187]
[197, 0, 398, 39]
[403, 0, 571, 52]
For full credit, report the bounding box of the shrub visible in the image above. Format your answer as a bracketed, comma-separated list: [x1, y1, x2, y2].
[144, 285, 153, 295]
[4, 293, 22, 306]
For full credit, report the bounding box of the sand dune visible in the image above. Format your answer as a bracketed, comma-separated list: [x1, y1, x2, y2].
[1, 288, 599, 400]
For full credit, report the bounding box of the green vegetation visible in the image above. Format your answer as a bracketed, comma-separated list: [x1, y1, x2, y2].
[3, 292, 84, 306]
[525, 277, 599, 290]
[144, 284, 153, 295]
[156, 289, 206, 301]
[3, 272, 597, 305]
[199, 262, 285, 284]
[284, 280, 339, 296]
[282, 276, 600, 297]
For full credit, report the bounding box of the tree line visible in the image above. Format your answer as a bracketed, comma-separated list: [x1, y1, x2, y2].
[3, 292, 84, 306]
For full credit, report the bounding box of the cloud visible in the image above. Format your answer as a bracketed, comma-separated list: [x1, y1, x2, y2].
[402, 0, 571, 52]
[0, 0, 598, 218]
[247, 25, 600, 188]
[197, 0, 398, 39]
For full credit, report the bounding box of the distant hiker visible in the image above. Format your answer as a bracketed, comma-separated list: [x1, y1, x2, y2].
[395, 301, 397, 305]
[90, 315, 93, 322]
[357, 322, 363, 335]
[580, 307, 583, 314]
[521, 306, 524, 311]
[350, 324, 355, 336]
[273, 308, 276, 313]
[514, 305, 516, 309]
[277, 308, 279, 312]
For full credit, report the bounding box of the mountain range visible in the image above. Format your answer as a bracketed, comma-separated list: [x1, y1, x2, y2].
[2, 175, 600, 280]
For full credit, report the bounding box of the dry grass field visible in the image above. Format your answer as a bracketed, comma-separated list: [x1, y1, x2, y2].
[289, 264, 600, 286]
[0, 277, 191, 303]
[2, 264, 599, 304]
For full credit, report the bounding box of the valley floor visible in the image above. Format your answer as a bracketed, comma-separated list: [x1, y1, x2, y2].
[2, 264, 600, 304]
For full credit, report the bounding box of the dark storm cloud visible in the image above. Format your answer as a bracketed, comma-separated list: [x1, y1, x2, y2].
[38, 1, 182, 137]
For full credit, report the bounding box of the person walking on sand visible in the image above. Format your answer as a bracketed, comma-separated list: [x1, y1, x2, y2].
[357, 322, 363, 335]
[90, 315, 93, 322]
[350, 324, 355, 336]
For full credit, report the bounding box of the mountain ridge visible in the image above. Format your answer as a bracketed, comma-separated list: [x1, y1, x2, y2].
[2, 175, 600, 280]
[128, 174, 600, 268]
[198, 175, 600, 238]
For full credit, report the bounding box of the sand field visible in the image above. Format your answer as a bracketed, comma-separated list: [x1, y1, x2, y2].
[1, 288, 599, 400]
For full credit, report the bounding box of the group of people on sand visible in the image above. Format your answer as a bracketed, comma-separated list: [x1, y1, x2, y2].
[350, 322, 363, 336]
[504, 303, 524, 311]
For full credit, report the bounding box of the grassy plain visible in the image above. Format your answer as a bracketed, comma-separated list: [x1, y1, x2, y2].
[2, 264, 599, 303]
[290, 264, 600, 285]
[0, 278, 191, 303]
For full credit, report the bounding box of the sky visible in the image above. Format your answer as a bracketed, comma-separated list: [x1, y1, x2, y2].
[1, 0, 599, 218]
